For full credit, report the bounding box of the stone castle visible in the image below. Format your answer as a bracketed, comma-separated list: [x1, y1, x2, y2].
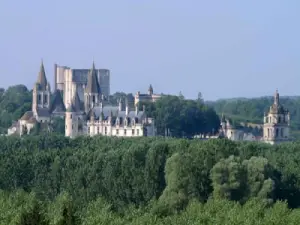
[219, 90, 290, 145]
[8, 61, 156, 138]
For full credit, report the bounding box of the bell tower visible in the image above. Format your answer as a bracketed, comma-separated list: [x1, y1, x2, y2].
[263, 90, 290, 145]
[32, 60, 51, 113]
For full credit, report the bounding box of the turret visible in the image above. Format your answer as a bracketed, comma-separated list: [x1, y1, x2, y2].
[65, 104, 78, 138]
[32, 60, 51, 112]
[148, 84, 153, 95]
[84, 61, 101, 113]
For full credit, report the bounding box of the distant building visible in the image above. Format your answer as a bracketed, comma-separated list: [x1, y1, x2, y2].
[8, 61, 156, 138]
[134, 85, 162, 106]
[263, 90, 290, 145]
[54, 63, 110, 107]
[8, 61, 66, 135]
[219, 115, 257, 141]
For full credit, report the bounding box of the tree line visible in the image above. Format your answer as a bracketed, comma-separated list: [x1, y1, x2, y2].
[1, 135, 300, 224]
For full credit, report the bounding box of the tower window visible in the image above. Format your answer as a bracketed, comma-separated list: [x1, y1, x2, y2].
[38, 94, 42, 104]
[44, 95, 48, 104]
[92, 95, 96, 103]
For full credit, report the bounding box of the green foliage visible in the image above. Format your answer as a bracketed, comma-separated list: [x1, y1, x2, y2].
[140, 95, 220, 137]
[0, 85, 31, 134]
[0, 135, 300, 223]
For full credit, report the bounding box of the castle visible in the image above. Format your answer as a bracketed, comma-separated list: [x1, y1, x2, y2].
[219, 90, 290, 145]
[8, 61, 156, 138]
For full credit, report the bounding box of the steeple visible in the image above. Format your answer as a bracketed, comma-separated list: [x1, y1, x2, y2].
[148, 84, 153, 95]
[86, 61, 101, 94]
[36, 60, 48, 90]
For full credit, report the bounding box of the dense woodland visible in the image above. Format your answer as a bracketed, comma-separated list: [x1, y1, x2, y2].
[1, 135, 300, 224]
[2, 85, 300, 223]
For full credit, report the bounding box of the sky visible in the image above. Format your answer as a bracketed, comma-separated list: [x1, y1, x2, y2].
[0, 0, 300, 100]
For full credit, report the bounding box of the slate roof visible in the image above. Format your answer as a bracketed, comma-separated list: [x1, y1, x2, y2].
[86, 62, 101, 94]
[36, 108, 51, 117]
[88, 105, 146, 125]
[50, 90, 66, 113]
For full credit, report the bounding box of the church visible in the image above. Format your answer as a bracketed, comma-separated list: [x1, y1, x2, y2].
[7, 61, 156, 138]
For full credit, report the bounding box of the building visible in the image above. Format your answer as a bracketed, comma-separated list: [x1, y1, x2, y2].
[134, 85, 162, 106]
[54, 63, 110, 107]
[263, 90, 290, 145]
[219, 115, 257, 141]
[66, 71, 156, 138]
[8, 61, 156, 138]
[8, 61, 66, 135]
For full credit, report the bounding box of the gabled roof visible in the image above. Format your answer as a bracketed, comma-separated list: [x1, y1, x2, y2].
[86, 62, 101, 94]
[50, 90, 66, 113]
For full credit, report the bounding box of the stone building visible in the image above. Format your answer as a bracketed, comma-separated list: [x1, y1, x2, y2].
[8, 61, 66, 135]
[134, 84, 162, 106]
[263, 90, 290, 145]
[54, 63, 110, 107]
[65, 66, 156, 138]
[7, 60, 156, 138]
[219, 115, 256, 141]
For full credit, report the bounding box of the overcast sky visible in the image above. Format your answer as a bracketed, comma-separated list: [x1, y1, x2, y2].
[0, 0, 299, 100]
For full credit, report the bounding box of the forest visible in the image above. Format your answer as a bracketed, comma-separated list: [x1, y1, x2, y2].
[1, 134, 300, 224]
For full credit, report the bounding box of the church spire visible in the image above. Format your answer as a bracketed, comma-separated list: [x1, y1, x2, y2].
[37, 60, 48, 90]
[86, 61, 101, 94]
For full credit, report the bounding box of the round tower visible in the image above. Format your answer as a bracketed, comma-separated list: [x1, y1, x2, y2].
[65, 104, 78, 138]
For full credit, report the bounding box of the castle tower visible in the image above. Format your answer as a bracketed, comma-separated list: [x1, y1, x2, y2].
[32, 60, 51, 113]
[148, 84, 153, 95]
[65, 104, 78, 138]
[263, 89, 290, 145]
[84, 62, 101, 113]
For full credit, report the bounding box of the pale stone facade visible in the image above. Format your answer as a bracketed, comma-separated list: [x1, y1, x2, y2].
[263, 90, 290, 145]
[219, 115, 256, 141]
[54, 64, 110, 107]
[134, 85, 162, 106]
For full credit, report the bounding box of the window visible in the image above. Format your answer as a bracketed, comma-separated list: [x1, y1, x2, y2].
[97, 126, 100, 134]
[124, 119, 127, 126]
[132, 129, 135, 135]
[38, 94, 41, 104]
[124, 129, 127, 135]
[137, 129, 139, 136]
[70, 114, 72, 119]
[116, 129, 119, 135]
[72, 125, 73, 130]
[281, 128, 284, 137]
[92, 95, 96, 103]
[276, 128, 279, 137]
[44, 95, 48, 104]
[105, 127, 107, 135]
[278, 116, 281, 123]
[88, 127, 90, 134]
